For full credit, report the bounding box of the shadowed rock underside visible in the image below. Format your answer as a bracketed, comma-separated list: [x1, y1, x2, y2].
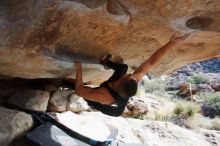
[0, 0, 220, 83]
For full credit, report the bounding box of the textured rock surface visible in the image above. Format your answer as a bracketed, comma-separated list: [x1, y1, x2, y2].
[0, 0, 220, 82]
[67, 94, 90, 112]
[123, 97, 148, 118]
[49, 90, 90, 112]
[0, 107, 33, 146]
[81, 112, 220, 146]
[127, 118, 220, 146]
[7, 90, 50, 112]
[49, 90, 73, 112]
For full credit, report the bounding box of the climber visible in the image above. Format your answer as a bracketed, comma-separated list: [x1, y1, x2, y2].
[67, 33, 190, 116]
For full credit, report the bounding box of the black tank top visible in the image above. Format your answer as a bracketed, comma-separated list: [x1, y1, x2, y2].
[85, 81, 129, 117]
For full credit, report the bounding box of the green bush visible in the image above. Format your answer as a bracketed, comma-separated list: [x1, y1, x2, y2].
[173, 102, 201, 119]
[202, 92, 220, 116]
[143, 79, 166, 96]
[187, 74, 209, 84]
[173, 104, 184, 116]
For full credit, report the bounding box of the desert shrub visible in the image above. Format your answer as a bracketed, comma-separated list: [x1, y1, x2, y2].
[173, 104, 184, 116]
[187, 104, 200, 117]
[201, 92, 220, 117]
[173, 102, 201, 119]
[154, 111, 171, 121]
[145, 111, 172, 121]
[143, 79, 166, 96]
[187, 74, 209, 84]
[210, 117, 220, 131]
[195, 115, 220, 131]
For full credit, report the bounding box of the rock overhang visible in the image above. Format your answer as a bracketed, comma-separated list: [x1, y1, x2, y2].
[0, 0, 220, 83]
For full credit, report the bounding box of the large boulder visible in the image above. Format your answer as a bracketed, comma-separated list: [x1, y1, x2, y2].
[67, 94, 91, 113]
[48, 90, 90, 112]
[49, 90, 73, 112]
[0, 107, 33, 146]
[123, 97, 148, 118]
[127, 118, 218, 146]
[7, 90, 50, 112]
[0, 0, 220, 82]
[81, 111, 217, 146]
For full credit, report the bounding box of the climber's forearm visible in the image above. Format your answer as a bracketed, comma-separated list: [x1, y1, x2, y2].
[74, 66, 110, 104]
[133, 41, 177, 82]
[133, 33, 190, 82]
[144, 41, 176, 67]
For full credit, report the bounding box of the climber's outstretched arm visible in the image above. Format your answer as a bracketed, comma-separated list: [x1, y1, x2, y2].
[74, 61, 113, 104]
[133, 33, 190, 82]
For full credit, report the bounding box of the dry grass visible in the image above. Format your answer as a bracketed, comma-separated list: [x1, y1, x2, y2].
[193, 114, 220, 131]
[173, 101, 201, 119]
[143, 78, 167, 96]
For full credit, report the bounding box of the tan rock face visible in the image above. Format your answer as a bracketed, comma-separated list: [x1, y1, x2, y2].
[0, 107, 33, 146]
[49, 90, 73, 112]
[48, 90, 90, 112]
[0, 0, 220, 82]
[7, 90, 50, 112]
